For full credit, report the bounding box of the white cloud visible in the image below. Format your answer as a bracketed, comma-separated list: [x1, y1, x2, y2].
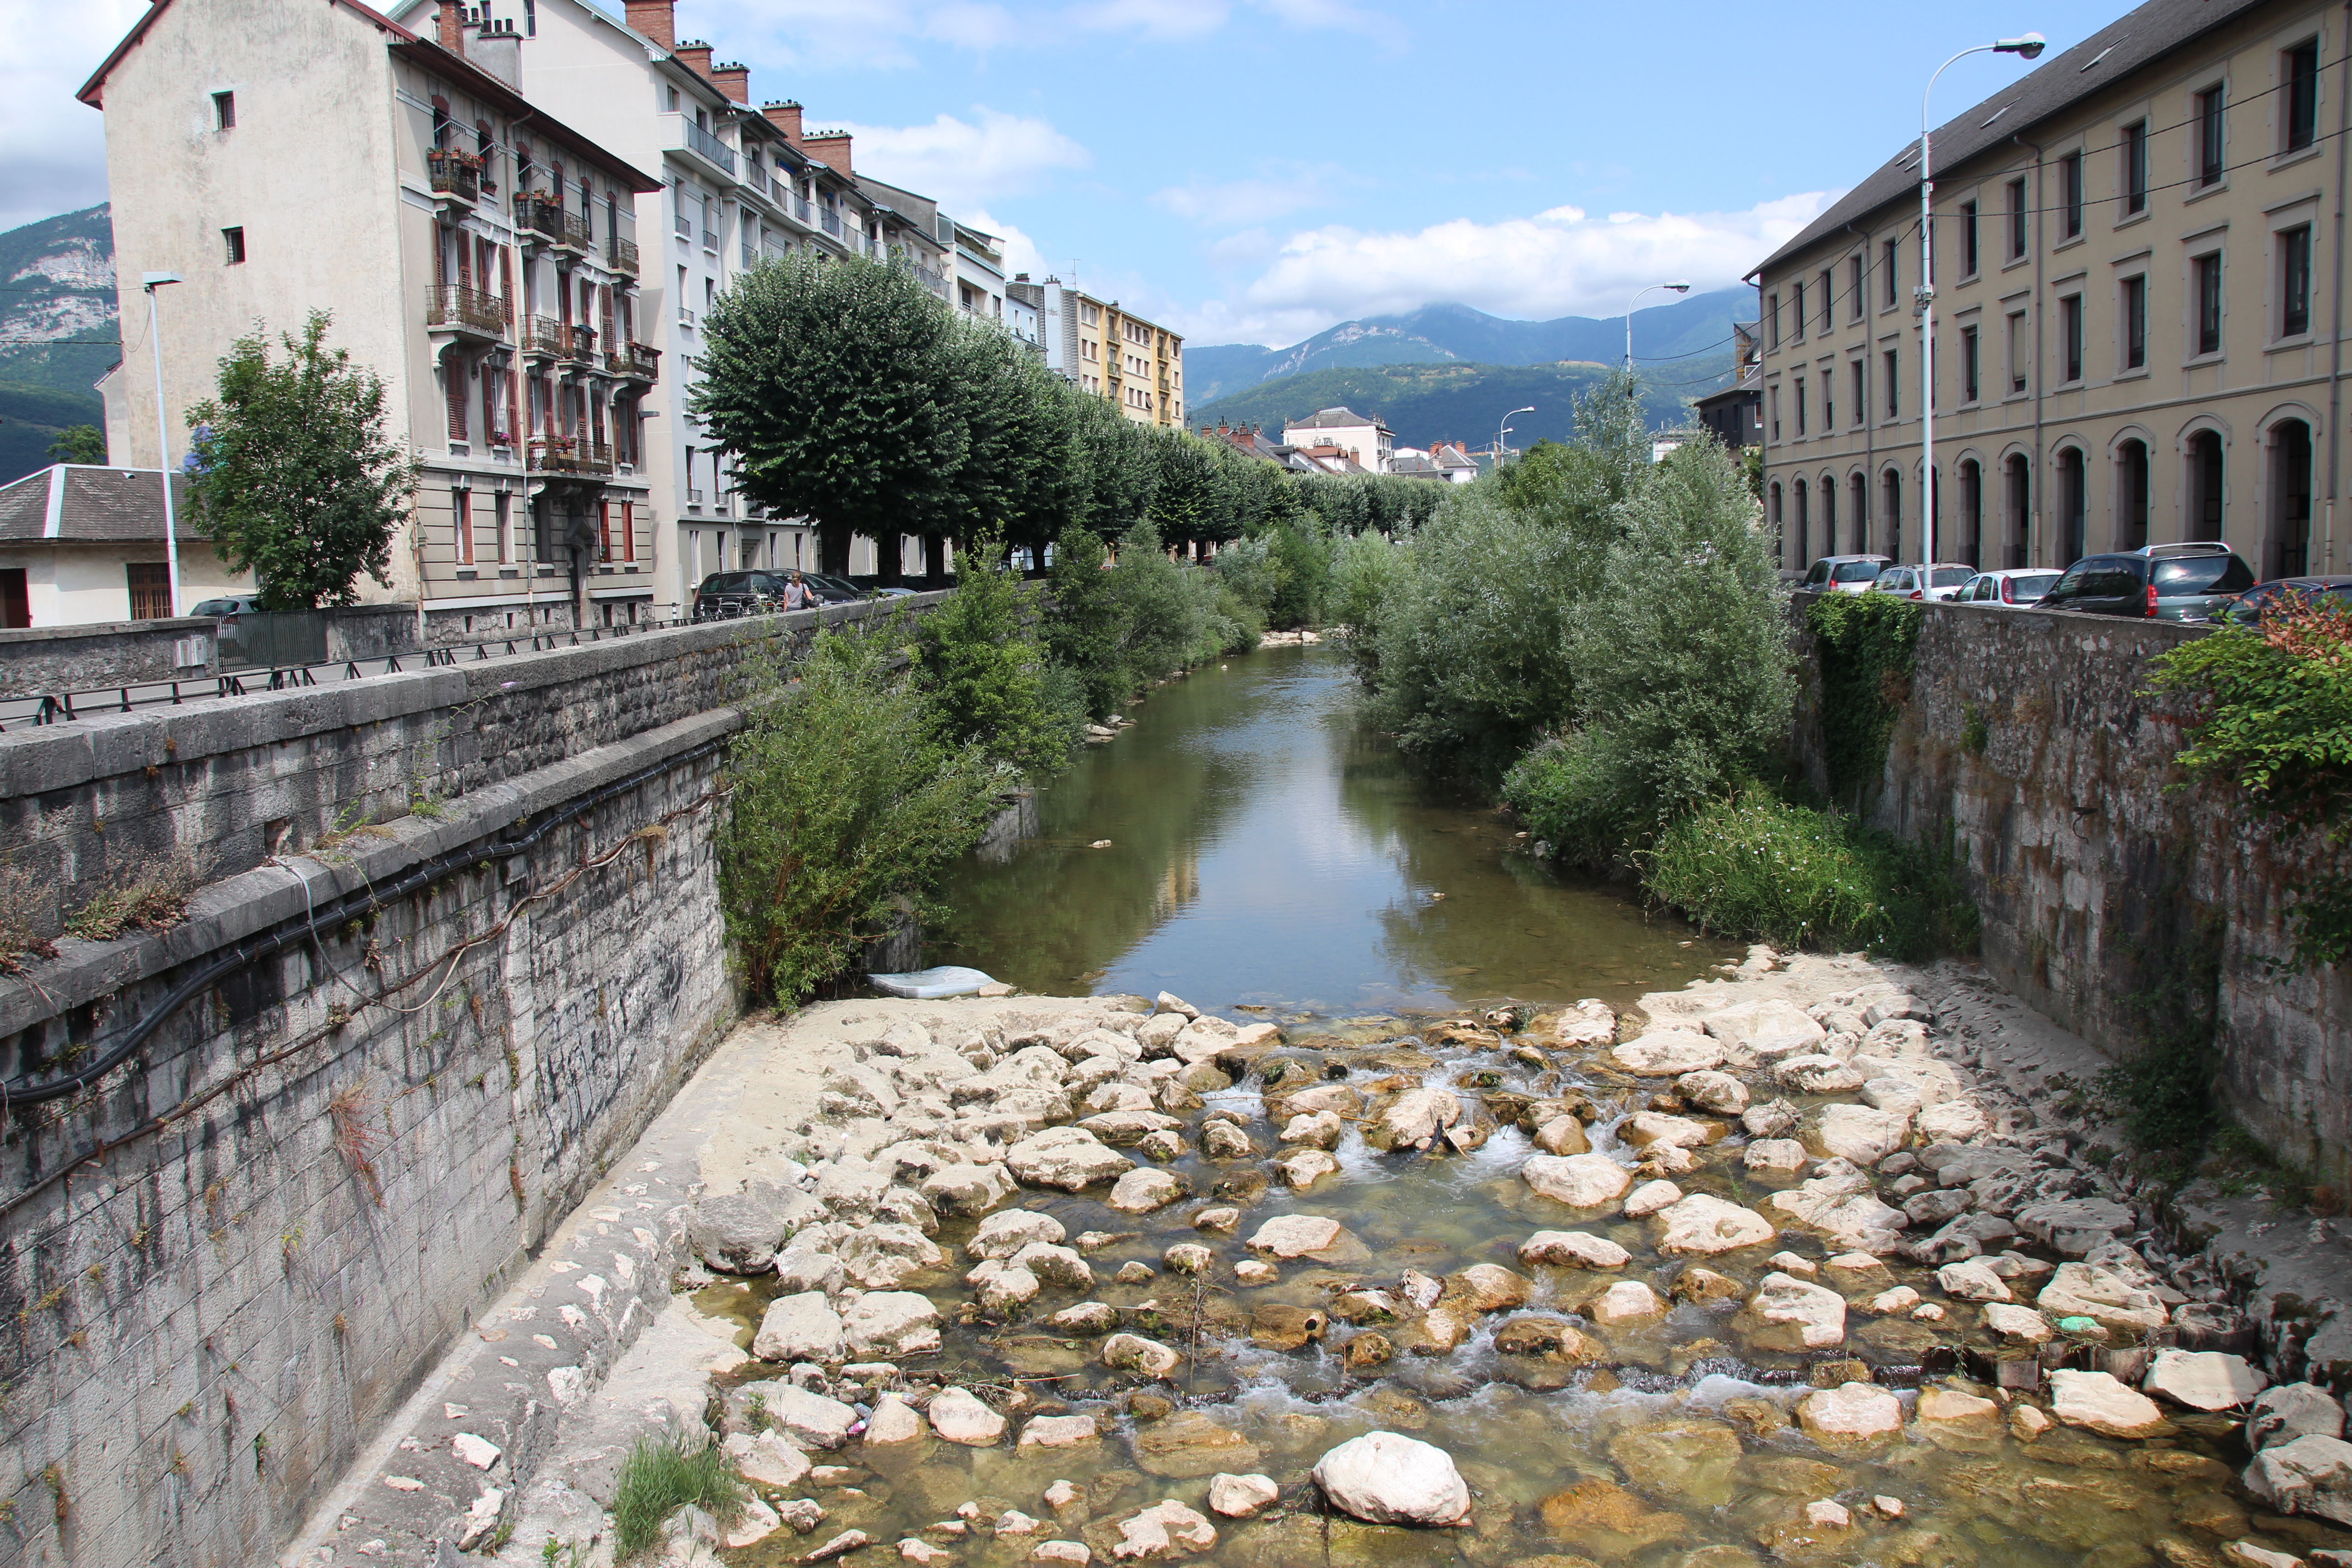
[834, 108, 1090, 208]
[0, 0, 144, 234]
[1066, 0, 1232, 39]
[958, 206, 1049, 278]
[1153, 170, 1346, 227]
[1174, 191, 1838, 345]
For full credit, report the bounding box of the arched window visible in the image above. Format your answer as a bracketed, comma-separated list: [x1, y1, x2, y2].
[2268, 419, 2313, 575]
[1794, 480, 1809, 566]
[2004, 453, 2032, 567]
[2056, 447, 2087, 566]
[2187, 429, 2225, 542]
[1959, 459, 1983, 567]
[1822, 475, 1836, 547]
[1770, 482, 1788, 564]
[1882, 469, 1902, 562]
[1849, 472, 1868, 554]
[2115, 440, 2150, 551]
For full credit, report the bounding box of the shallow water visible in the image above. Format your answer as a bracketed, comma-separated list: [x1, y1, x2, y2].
[701, 1015, 2305, 1568]
[926, 644, 1740, 1014]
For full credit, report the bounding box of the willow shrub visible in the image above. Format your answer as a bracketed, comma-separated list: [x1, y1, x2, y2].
[921, 542, 1084, 776]
[719, 619, 1001, 1005]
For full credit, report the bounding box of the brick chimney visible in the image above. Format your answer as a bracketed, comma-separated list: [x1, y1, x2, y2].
[674, 39, 714, 79]
[711, 62, 750, 103]
[761, 101, 804, 143]
[436, 0, 467, 55]
[801, 131, 852, 175]
[622, 0, 674, 46]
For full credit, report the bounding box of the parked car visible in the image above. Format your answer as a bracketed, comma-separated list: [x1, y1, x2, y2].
[1798, 554, 1893, 594]
[190, 593, 262, 618]
[1871, 564, 1977, 602]
[692, 571, 792, 619]
[2038, 542, 2256, 622]
[2221, 574, 2352, 626]
[190, 593, 266, 662]
[1953, 568, 2064, 608]
[800, 573, 869, 603]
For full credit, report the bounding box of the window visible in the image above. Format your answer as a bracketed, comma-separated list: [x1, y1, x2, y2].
[2195, 251, 2223, 354]
[598, 500, 613, 562]
[1768, 293, 1781, 349]
[212, 91, 235, 130]
[2122, 120, 2148, 214]
[2197, 84, 2226, 186]
[221, 226, 245, 265]
[1883, 348, 1899, 418]
[1962, 324, 1981, 401]
[1882, 238, 1899, 307]
[2287, 39, 2320, 152]
[2007, 309, 2028, 393]
[2007, 178, 2028, 260]
[1791, 281, 1806, 340]
[2122, 275, 2147, 368]
[1795, 376, 1807, 436]
[455, 488, 474, 565]
[1849, 361, 1864, 427]
[622, 500, 636, 562]
[1960, 200, 1980, 276]
[1849, 255, 1865, 320]
[1823, 372, 1834, 431]
[2060, 151, 2083, 239]
[2282, 225, 2313, 337]
[1818, 270, 1833, 332]
[1769, 385, 1781, 441]
[495, 491, 512, 564]
[2060, 295, 2083, 382]
[127, 563, 172, 620]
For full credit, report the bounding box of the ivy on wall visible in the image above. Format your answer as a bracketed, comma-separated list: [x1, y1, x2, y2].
[1805, 595, 1925, 808]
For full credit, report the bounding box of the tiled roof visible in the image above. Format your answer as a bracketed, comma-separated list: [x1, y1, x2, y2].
[1285, 407, 1390, 431]
[0, 466, 205, 545]
[1756, 0, 2269, 275]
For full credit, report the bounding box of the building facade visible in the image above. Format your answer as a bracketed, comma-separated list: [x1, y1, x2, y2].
[0, 466, 245, 626]
[1053, 285, 1184, 426]
[1756, 0, 2345, 581]
[1282, 406, 1395, 472]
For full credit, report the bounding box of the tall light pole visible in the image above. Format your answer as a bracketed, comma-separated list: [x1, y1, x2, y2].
[1919, 34, 2045, 569]
[1497, 406, 1534, 469]
[142, 271, 185, 618]
[1624, 281, 1692, 371]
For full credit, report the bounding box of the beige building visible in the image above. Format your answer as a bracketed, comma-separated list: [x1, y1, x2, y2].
[0, 466, 246, 627]
[1756, 0, 2342, 581]
[1058, 286, 1185, 426]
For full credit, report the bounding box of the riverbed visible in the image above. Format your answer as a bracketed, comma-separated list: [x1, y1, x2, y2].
[927, 644, 1740, 1014]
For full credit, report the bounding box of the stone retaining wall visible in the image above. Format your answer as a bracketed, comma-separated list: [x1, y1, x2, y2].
[1790, 598, 2351, 1185]
[0, 617, 218, 696]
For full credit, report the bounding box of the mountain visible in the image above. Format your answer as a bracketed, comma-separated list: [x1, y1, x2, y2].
[0, 205, 118, 483]
[1185, 288, 1751, 406]
[1187, 358, 1732, 456]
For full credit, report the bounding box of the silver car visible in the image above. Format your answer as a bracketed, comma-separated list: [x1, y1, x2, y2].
[1871, 564, 1977, 603]
[1953, 568, 2064, 608]
[1798, 554, 1893, 594]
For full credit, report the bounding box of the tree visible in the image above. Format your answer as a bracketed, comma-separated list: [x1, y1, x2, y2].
[185, 310, 414, 609]
[918, 540, 1075, 776]
[45, 425, 104, 465]
[1043, 524, 1130, 719]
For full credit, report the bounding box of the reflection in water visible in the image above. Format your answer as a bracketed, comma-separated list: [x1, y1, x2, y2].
[931, 647, 1737, 1011]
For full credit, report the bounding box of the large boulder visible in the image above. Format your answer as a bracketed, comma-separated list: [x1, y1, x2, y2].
[1610, 1032, 1724, 1076]
[1523, 1154, 1634, 1208]
[1767, 1170, 1906, 1251]
[2144, 1350, 2268, 1412]
[1006, 1127, 1134, 1191]
[927, 1387, 1007, 1446]
[2015, 1198, 2137, 1257]
[766, 1385, 859, 1450]
[2250, 1383, 2348, 1450]
[1312, 1431, 1472, 1526]
[1520, 1230, 1632, 1269]
[2048, 1370, 2170, 1438]
[689, 1188, 813, 1274]
[2243, 1434, 2352, 1525]
[1554, 1000, 1618, 1049]
[1807, 1104, 1912, 1166]
[1796, 1382, 1902, 1442]
[1651, 1193, 1776, 1255]
[2036, 1262, 2169, 1333]
[752, 1291, 843, 1363]
[1367, 1087, 1461, 1152]
[969, 1209, 1068, 1259]
[842, 1291, 943, 1357]
[1737, 1272, 1848, 1351]
[1703, 1000, 1826, 1059]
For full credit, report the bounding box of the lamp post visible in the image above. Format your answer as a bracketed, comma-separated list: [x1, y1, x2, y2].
[142, 270, 184, 619]
[1496, 406, 1533, 470]
[1624, 281, 1692, 372]
[1919, 34, 2045, 570]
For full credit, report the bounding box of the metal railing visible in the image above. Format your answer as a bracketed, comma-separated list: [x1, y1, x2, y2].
[526, 435, 615, 477]
[683, 120, 737, 175]
[521, 315, 564, 357]
[820, 209, 842, 238]
[610, 342, 661, 381]
[513, 191, 567, 242]
[564, 323, 597, 364]
[609, 235, 639, 275]
[426, 284, 510, 337]
[795, 196, 813, 224]
[427, 148, 482, 203]
[701, 227, 718, 251]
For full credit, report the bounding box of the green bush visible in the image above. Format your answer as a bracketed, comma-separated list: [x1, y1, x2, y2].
[1641, 791, 1978, 960]
[919, 541, 1082, 776]
[1265, 518, 1332, 630]
[610, 1437, 743, 1563]
[718, 619, 1002, 1005]
[1805, 593, 1924, 805]
[1043, 524, 1131, 720]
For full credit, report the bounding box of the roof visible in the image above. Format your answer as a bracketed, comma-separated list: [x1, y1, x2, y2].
[1285, 407, 1392, 433]
[1755, 0, 2269, 276]
[1694, 377, 1762, 412]
[0, 466, 204, 545]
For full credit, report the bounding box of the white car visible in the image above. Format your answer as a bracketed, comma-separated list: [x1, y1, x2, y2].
[1953, 568, 2064, 608]
[1871, 564, 1977, 602]
[1797, 554, 1892, 594]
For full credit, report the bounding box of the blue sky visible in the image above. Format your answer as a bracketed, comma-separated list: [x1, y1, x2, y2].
[7, 0, 2137, 346]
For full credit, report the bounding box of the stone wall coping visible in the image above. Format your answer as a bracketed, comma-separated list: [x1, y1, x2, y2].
[0, 591, 946, 798]
[0, 616, 220, 647]
[1789, 589, 2214, 652]
[0, 705, 742, 1041]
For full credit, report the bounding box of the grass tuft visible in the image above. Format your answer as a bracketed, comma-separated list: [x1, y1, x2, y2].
[610, 1437, 742, 1563]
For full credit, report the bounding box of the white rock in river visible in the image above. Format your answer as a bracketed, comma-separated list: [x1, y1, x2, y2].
[1651, 1192, 1777, 1255]
[1312, 1431, 1472, 1526]
[753, 1290, 843, 1363]
[1744, 1139, 1809, 1173]
[1006, 1127, 1134, 1191]
[969, 1209, 1068, 1259]
[767, 1384, 859, 1450]
[2244, 1434, 2352, 1525]
[968, 1258, 1041, 1310]
[1103, 1333, 1184, 1376]
[921, 1161, 1019, 1216]
[1917, 1099, 1990, 1141]
[1589, 1279, 1667, 1324]
[1768, 1171, 1906, 1251]
[2250, 1383, 2349, 1450]
[1620, 1112, 1710, 1150]
[1369, 1087, 1461, 1151]
[1796, 1382, 1903, 1441]
[1245, 1215, 1343, 1258]
[722, 1430, 813, 1488]
[1111, 1499, 1218, 1558]
[1207, 1472, 1279, 1519]
[1018, 1414, 1101, 1450]
[2048, 1369, 2171, 1437]
[1276, 1147, 1340, 1188]
[928, 1386, 1007, 1446]
[839, 1224, 945, 1289]
[1807, 1103, 1912, 1166]
[1703, 999, 1826, 1058]
[1107, 1167, 1185, 1213]
[1010, 1241, 1093, 1289]
[1622, 1179, 1683, 1218]
[1523, 1153, 1633, 1208]
[1519, 1230, 1632, 1269]
[1982, 1302, 2054, 1343]
[1676, 1069, 1749, 1114]
[2144, 1349, 2269, 1411]
[1609, 1031, 1724, 1076]
[1554, 998, 1618, 1049]
[1778, 1054, 1868, 1094]
[2015, 1198, 2137, 1257]
[1739, 1271, 1848, 1351]
[2036, 1261, 2169, 1332]
[843, 1291, 943, 1357]
[1936, 1259, 2013, 1303]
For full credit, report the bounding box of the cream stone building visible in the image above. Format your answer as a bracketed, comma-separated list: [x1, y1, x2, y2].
[1756, 0, 2344, 580]
[82, 0, 663, 639]
[1056, 285, 1185, 427]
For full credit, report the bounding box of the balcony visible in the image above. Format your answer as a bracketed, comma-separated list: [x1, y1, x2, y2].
[681, 119, 737, 177]
[528, 434, 614, 478]
[521, 314, 564, 358]
[426, 148, 482, 205]
[796, 196, 813, 225]
[609, 341, 661, 382]
[609, 236, 639, 276]
[701, 227, 718, 251]
[425, 283, 509, 341]
[514, 192, 566, 245]
[564, 323, 597, 365]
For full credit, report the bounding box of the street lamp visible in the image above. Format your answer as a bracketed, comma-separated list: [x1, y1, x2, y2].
[1497, 406, 1534, 469]
[1624, 281, 1692, 372]
[142, 270, 184, 619]
[1919, 33, 2045, 570]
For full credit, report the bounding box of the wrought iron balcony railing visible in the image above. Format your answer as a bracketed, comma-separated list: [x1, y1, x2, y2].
[425, 284, 510, 338]
[427, 148, 482, 203]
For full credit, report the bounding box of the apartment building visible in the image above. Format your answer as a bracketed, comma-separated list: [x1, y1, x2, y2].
[81, 0, 662, 638]
[1756, 0, 2343, 581]
[1282, 406, 1395, 472]
[1055, 286, 1185, 426]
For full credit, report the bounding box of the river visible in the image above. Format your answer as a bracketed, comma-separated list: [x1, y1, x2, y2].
[928, 643, 1737, 1014]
